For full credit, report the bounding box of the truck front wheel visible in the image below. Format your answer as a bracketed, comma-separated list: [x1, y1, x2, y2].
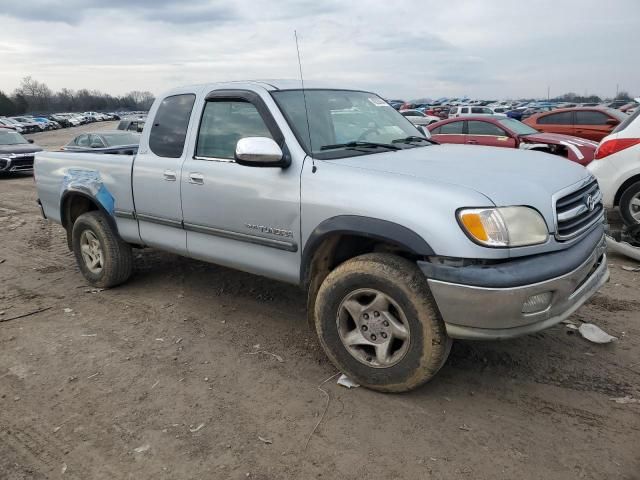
[71, 211, 133, 288]
[314, 253, 451, 392]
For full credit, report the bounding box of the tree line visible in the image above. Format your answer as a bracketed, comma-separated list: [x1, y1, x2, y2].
[0, 76, 155, 116]
[552, 91, 633, 103]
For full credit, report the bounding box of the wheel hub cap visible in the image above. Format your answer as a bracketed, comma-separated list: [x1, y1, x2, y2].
[80, 230, 104, 274]
[337, 288, 410, 368]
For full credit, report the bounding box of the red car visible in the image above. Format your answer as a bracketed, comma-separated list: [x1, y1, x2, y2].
[427, 115, 599, 165]
[523, 107, 627, 142]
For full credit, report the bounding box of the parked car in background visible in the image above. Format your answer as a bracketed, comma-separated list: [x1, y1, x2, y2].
[32, 117, 58, 130]
[448, 106, 494, 118]
[588, 109, 640, 225]
[428, 116, 598, 165]
[619, 102, 638, 113]
[0, 117, 24, 132]
[524, 107, 627, 142]
[10, 116, 42, 133]
[399, 109, 441, 126]
[63, 131, 140, 154]
[117, 117, 146, 132]
[0, 127, 42, 174]
[521, 106, 554, 120]
[490, 107, 510, 115]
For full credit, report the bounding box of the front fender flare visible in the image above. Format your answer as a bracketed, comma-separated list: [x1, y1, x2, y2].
[300, 215, 434, 284]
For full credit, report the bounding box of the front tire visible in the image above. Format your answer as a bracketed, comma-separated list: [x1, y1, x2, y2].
[71, 211, 133, 288]
[619, 181, 640, 226]
[314, 253, 451, 392]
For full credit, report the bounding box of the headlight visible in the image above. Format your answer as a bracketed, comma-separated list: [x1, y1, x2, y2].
[458, 206, 548, 247]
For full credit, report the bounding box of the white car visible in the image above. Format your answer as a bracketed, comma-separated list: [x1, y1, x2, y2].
[448, 106, 494, 118]
[587, 109, 640, 225]
[399, 109, 441, 126]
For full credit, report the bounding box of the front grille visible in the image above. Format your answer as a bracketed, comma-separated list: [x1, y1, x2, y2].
[555, 179, 603, 241]
[9, 156, 35, 171]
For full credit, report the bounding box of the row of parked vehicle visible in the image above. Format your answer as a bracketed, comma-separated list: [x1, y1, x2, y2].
[0, 111, 124, 134]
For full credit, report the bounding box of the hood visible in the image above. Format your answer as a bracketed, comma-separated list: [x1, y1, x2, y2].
[327, 144, 590, 210]
[0, 144, 43, 155]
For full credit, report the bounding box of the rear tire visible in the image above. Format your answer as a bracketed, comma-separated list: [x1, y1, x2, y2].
[71, 211, 133, 288]
[619, 181, 640, 226]
[314, 253, 451, 393]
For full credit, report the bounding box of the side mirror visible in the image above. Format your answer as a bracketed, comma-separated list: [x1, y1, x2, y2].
[606, 118, 619, 126]
[235, 137, 288, 168]
[28, 139, 34, 144]
[137, 126, 144, 133]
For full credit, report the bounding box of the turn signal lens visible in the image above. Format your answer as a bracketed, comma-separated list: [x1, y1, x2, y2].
[458, 207, 548, 247]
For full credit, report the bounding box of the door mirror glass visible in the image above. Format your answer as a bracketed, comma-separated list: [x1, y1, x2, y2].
[235, 137, 285, 167]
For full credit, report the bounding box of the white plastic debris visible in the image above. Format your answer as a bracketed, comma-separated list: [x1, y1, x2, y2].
[63, 308, 73, 313]
[189, 423, 205, 433]
[337, 374, 360, 389]
[258, 435, 272, 444]
[606, 236, 640, 262]
[61, 463, 67, 474]
[578, 323, 617, 344]
[610, 396, 639, 404]
[621, 265, 640, 272]
[133, 444, 150, 453]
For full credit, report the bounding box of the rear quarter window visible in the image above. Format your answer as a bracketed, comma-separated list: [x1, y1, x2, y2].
[149, 94, 196, 158]
[438, 121, 464, 134]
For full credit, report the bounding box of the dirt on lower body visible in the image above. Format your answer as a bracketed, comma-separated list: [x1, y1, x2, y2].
[1, 151, 639, 479]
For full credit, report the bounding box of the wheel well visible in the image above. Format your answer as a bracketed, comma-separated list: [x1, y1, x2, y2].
[303, 233, 422, 328]
[61, 193, 100, 249]
[614, 174, 640, 206]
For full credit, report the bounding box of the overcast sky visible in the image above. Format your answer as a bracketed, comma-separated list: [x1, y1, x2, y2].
[0, 0, 637, 100]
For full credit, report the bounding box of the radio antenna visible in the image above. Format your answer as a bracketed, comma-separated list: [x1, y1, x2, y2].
[294, 30, 316, 173]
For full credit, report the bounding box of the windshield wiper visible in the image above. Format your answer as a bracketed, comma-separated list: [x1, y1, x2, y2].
[320, 141, 400, 151]
[392, 136, 437, 145]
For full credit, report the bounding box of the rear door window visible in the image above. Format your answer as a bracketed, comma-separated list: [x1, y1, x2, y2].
[538, 111, 573, 125]
[149, 94, 196, 158]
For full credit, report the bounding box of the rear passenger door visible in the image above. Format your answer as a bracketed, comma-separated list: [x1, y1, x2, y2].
[466, 120, 516, 147]
[574, 110, 615, 141]
[430, 120, 466, 144]
[131, 93, 197, 254]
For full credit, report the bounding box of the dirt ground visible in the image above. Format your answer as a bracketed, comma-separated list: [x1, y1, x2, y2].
[1, 123, 639, 480]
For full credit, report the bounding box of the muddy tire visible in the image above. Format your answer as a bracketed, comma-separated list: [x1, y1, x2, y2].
[71, 211, 133, 288]
[314, 253, 451, 393]
[619, 181, 640, 226]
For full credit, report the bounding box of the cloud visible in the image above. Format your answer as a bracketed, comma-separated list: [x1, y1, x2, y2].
[0, 0, 638, 100]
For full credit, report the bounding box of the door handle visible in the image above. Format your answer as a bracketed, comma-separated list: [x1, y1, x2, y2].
[189, 173, 204, 185]
[163, 170, 177, 181]
[466, 140, 477, 144]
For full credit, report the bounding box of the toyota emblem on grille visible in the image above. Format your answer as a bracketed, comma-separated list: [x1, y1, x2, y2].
[585, 194, 596, 212]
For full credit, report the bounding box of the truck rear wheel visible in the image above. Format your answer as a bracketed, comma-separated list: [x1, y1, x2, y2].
[71, 211, 133, 288]
[314, 253, 451, 392]
[619, 181, 640, 226]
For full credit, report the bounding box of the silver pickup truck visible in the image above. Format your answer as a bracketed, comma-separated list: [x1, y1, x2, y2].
[35, 81, 609, 392]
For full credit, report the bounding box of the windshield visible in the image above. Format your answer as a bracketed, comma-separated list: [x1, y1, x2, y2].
[271, 89, 424, 158]
[0, 129, 29, 145]
[101, 132, 140, 146]
[498, 118, 538, 135]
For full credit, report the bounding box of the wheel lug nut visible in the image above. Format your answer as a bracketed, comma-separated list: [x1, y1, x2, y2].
[381, 332, 387, 339]
[361, 325, 368, 331]
[383, 320, 389, 327]
[363, 313, 369, 320]
[374, 311, 380, 317]
[371, 334, 377, 341]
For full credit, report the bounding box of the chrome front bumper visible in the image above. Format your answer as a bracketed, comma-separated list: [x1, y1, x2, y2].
[425, 237, 608, 340]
